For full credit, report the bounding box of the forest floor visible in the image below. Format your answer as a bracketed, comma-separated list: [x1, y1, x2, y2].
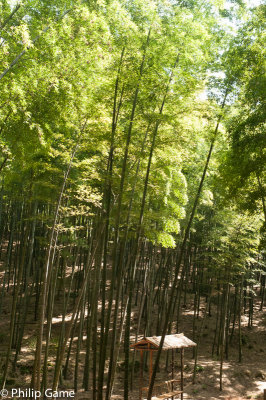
[111, 296, 266, 400]
[0, 267, 265, 400]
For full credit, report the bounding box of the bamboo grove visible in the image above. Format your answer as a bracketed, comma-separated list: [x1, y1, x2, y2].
[0, 0, 265, 399]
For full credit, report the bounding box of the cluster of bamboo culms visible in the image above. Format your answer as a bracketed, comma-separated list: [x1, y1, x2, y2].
[0, 53, 265, 400]
[0, 191, 264, 397]
[0, 177, 265, 398]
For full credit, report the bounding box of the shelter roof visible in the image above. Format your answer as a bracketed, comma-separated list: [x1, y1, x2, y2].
[131, 333, 196, 351]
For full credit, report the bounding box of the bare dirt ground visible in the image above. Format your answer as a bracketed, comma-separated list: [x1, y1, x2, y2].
[0, 261, 265, 400]
[110, 298, 266, 400]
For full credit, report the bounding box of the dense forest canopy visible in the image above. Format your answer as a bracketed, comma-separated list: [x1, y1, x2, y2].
[0, 0, 265, 399]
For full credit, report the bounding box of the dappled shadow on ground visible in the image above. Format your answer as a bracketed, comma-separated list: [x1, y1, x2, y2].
[0, 256, 265, 400]
[119, 298, 266, 400]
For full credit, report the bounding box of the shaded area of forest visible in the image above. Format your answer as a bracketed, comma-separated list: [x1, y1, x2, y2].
[0, 247, 265, 399]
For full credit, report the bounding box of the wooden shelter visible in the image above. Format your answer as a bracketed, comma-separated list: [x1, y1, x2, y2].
[131, 334, 196, 400]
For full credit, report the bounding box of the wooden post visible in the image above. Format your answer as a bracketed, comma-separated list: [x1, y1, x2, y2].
[149, 346, 153, 386]
[180, 348, 184, 400]
[171, 349, 174, 400]
[149, 351, 153, 385]
[140, 350, 143, 400]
